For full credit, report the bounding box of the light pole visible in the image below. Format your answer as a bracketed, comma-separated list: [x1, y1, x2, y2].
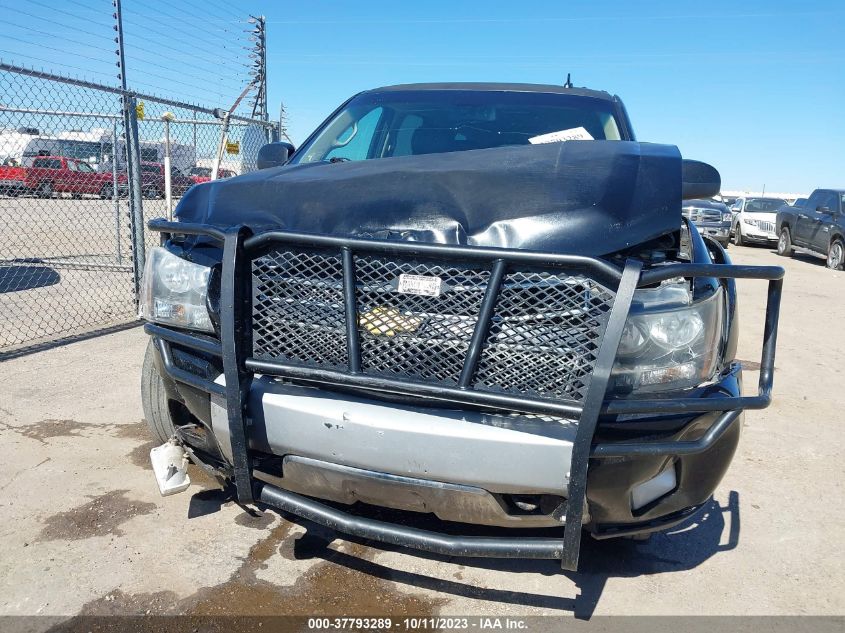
[161, 111, 175, 219]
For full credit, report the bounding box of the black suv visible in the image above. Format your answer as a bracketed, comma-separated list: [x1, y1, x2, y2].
[138, 83, 783, 571]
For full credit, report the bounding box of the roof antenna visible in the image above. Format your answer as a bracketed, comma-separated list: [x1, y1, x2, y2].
[563, 73, 573, 89]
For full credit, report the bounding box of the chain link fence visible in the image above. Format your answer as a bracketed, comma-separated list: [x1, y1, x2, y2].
[0, 63, 275, 355]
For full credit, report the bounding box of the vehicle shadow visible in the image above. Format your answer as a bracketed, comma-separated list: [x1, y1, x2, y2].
[256, 490, 741, 619]
[0, 262, 61, 293]
[769, 249, 826, 268]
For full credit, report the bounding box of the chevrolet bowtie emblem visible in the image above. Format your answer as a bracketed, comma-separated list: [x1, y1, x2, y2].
[359, 306, 423, 337]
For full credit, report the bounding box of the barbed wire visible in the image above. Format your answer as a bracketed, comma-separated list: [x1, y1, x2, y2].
[0, 0, 260, 112]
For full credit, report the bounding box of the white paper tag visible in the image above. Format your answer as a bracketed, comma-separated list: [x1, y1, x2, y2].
[397, 274, 442, 297]
[528, 126, 594, 144]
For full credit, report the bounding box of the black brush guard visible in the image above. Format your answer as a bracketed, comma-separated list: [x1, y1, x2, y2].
[146, 219, 783, 571]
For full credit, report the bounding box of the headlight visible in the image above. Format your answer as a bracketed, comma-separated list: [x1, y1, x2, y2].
[743, 217, 757, 226]
[139, 247, 213, 332]
[722, 212, 732, 222]
[611, 283, 724, 393]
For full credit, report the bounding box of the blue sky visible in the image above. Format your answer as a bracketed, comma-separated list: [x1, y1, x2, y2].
[1, 0, 843, 192]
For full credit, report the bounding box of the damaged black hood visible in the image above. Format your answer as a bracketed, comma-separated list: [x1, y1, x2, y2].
[175, 141, 682, 256]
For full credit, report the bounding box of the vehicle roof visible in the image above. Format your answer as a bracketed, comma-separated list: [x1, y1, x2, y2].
[365, 82, 616, 101]
[683, 198, 727, 209]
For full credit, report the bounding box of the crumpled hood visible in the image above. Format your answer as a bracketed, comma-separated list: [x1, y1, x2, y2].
[175, 140, 682, 256]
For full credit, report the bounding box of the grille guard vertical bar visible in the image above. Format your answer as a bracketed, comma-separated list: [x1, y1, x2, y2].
[220, 226, 254, 504]
[458, 258, 507, 388]
[560, 259, 642, 571]
[341, 247, 363, 373]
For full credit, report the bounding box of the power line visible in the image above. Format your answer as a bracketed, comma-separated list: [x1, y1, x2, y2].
[0, 34, 114, 67]
[0, 5, 115, 44]
[124, 16, 251, 57]
[120, 27, 250, 73]
[16, 0, 115, 33]
[264, 9, 841, 24]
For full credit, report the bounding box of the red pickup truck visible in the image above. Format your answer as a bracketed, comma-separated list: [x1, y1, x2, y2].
[140, 162, 194, 199]
[188, 166, 236, 184]
[0, 156, 127, 199]
[30, 156, 128, 199]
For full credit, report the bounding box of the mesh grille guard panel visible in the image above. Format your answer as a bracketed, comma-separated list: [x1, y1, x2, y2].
[252, 250, 348, 369]
[250, 246, 616, 407]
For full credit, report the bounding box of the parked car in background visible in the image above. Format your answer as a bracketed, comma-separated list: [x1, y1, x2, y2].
[20, 156, 127, 199]
[776, 188, 845, 269]
[682, 198, 732, 247]
[189, 166, 236, 185]
[140, 162, 194, 199]
[729, 196, 788, 246]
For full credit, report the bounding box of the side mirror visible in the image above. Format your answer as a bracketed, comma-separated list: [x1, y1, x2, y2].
[681, 159, 721, 200]
[257, 142, 295, 169]
[817, 206, 831, 213]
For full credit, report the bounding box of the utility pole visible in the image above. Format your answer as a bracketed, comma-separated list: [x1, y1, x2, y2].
[248, 15, 267, 122]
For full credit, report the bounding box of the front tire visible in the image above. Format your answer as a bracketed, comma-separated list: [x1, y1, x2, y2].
[827, 239, 845, 271]
[777, 228, 793, 257]
[99, 183, 113, 199]
[732, 224, 744, 246]
[141, 341, 177, 444]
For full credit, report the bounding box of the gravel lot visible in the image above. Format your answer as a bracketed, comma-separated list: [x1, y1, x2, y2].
[0, 243, 843, 625]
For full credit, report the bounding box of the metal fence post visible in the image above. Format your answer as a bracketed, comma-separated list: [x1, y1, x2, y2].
[123, 94, 146, 300]
[112, 123, 122, 265]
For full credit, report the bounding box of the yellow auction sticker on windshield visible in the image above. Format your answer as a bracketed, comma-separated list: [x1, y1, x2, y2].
[529, 126, 594, 144]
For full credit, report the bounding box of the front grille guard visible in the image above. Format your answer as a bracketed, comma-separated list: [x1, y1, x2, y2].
[147, 219, 784, 571]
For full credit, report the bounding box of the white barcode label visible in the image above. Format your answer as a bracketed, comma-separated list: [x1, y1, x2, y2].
[397, 274, 442, 297]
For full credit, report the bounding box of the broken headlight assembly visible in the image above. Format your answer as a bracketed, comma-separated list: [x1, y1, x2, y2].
[611, 282, 724, 394]
[139, 247, 214, 333]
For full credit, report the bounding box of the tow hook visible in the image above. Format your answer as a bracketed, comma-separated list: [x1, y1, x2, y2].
[150, 437, 191, 496]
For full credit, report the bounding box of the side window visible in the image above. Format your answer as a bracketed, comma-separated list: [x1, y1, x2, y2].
[817, 191, 837, 213]
[66, 161, 77, 172]
[324, 107, 384, 162]
[77, 162, 94, 173]
[807, 190, 823, 209]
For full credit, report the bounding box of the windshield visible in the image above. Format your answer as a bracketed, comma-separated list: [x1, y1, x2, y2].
[291, 90, 623, 165]
[745, 198, 786, 212]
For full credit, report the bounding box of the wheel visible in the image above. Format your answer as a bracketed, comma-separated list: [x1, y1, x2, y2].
[71, 192, 82, 200]
[732, 223, 744, 246]
[777, 228, 793, 257]
[826, 239, 845, 271]
[37, 181, 53, 199]
[99, 183, 113, 199]
[141, 341, 177, 444]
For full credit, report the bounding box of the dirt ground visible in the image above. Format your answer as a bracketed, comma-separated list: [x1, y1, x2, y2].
[1, 243, 843, 625]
